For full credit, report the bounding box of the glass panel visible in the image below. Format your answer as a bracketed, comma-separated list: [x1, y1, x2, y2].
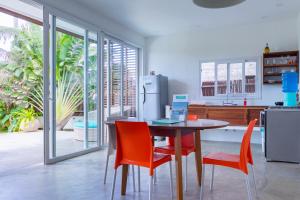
[123, 46, 137, 117]
[201, 62, 215, 96]
[229, 63, 243, 94]
[55, 18, 85, 156]
[245, 61, 256, 94]
[87, 32, 98, 147]
[217, 64, 227, 95]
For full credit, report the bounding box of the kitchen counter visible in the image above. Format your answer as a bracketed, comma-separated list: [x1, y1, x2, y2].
[189, 104, 267, 108]
[188, 104, 268, 126]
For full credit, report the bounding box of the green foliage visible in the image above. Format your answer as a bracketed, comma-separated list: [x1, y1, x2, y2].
[56, 71, 83, 127]
[0, 24, 86, 106]
[0, 22, 97, 132]
[0, 101, 38, 132]
[0, 24, 43, 107]
[56, 32, 84, 81]
[16, 107, 38, 131]
[0, 104, 24, 132]
[29, 71, 83, 128]
[0, 100, 8, 131]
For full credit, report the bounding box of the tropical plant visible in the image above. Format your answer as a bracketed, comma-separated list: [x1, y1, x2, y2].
[0, 21, 98, 132]
[0, 100, 8, 131]
[0, 24, 86, 109]
[56, 32, 84, 81]
[56, 71, 83, 127]
[0, 23, 43, 107]
[27, 84, 43, 114]
[17, 107, 38, 131]
[0, 105, 24, 132]
[29, 71, 83, 129]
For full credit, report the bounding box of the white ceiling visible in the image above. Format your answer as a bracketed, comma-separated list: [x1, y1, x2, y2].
[72, 0, 300, 37]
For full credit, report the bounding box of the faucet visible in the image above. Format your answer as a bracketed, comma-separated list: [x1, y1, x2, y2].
[223, 94, 235, 105]
[223, 94, 229, 105]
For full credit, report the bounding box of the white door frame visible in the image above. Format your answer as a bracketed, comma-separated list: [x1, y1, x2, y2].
[43, 7, 103, 164]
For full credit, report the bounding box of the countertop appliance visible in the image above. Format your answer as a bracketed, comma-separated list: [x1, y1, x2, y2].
[265, 107, 300, 163]
[141, 75, 168, 121]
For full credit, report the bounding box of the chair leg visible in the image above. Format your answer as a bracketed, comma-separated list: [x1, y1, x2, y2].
[149, 175, 154, 200]
[110, 169, 117, 200]
[154, 169, 157, 184]
[200, 164, 205, 200]
[210, 165, 215, 191]
[245, 174, 253, 200]
[184, 156, 188, 192]
[104, 152, 110, 184]
[250, 165, 258, 199]
[169, 162, 174, 199]
[132, 165, 136, 192]
[138, 166, 141, 192]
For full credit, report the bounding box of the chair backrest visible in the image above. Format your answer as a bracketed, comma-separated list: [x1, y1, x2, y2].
[114, 121, 153, 169]
[239, 119, 258, 174]
[107, 116, 128, 149]
[168, 114, 198, 148]
[107, 116, 128, 121]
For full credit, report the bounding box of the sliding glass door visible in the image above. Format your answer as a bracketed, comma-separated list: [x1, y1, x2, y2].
[43, 8, 102, 163]
[42, 8, 139, 162]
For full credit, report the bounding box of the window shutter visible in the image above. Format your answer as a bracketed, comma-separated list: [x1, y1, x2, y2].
[123, 46, 137, 117]
[110, 41, 122, 110]
[103, 37, 138, 118]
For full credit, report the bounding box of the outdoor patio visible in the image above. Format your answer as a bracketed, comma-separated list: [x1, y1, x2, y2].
[0, 131, 96, 175]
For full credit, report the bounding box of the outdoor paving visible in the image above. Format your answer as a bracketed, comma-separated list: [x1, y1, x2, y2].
[0, 130, 91, 175]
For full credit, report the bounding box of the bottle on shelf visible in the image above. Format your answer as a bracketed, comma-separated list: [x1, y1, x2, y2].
[264, 43, 270, 54]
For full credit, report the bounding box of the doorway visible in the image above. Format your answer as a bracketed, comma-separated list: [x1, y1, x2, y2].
[43, 9, 103, 164]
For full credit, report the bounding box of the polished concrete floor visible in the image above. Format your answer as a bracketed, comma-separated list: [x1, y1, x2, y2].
[0, 141, 300, 200]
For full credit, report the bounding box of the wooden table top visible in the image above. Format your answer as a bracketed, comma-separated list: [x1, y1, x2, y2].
[105, 118, 229, 130]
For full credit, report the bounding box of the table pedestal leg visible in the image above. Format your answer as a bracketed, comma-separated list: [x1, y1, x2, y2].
[194, 130, 202, 186]
[121, 164, 129, 195]
[175, 129, 183, 200]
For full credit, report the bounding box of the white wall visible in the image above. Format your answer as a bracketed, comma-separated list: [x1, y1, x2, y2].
[146, 18, 299, 106]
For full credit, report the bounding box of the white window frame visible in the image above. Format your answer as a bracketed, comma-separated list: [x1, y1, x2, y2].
[199, 57, 261, 100]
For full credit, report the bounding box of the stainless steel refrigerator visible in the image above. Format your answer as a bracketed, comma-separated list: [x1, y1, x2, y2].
[140, 75, 168, 120]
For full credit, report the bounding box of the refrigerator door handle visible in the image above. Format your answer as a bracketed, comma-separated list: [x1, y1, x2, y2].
[143, 85, 146, 104]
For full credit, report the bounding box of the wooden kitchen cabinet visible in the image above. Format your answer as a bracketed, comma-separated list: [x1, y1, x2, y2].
[188, 105, 267, 126]
[207, 108, 248, 126]
[188, 105, 207, 119]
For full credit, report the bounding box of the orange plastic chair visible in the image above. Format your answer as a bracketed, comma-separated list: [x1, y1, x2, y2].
[200, 119, 258, 200]
[111, 121, 173, 200]
[154, 114, 198, 191]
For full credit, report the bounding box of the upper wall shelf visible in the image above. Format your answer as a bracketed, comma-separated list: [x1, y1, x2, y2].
[263, 50, 299, 84]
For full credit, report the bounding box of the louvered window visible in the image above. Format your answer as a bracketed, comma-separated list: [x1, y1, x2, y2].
[123, 46, 137, 117]
[103, 37, 138, 118]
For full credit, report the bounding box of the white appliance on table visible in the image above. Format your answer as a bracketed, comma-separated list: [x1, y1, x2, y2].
[140, 75, 168, 121]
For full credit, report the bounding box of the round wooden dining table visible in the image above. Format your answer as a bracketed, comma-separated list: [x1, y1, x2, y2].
[106, 119, 229, 200]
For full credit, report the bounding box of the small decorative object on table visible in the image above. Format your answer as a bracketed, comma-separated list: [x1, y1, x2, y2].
[170, 94, 189, 122]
